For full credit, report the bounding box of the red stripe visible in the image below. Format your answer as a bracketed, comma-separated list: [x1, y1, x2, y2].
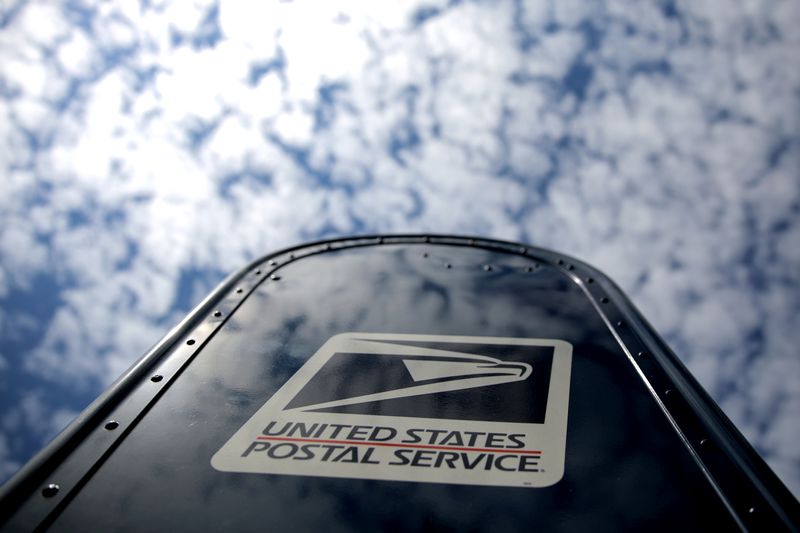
[255, 435, 542, 455]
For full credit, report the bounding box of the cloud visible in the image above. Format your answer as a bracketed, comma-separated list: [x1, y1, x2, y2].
[0, 0, 798, 501]
[0, 433, 21, 482]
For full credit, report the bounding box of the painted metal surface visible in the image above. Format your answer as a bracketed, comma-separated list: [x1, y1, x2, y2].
[0, 235, 797, 532]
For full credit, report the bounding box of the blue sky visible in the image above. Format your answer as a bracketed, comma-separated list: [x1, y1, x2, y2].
[0, 0, 798, 498]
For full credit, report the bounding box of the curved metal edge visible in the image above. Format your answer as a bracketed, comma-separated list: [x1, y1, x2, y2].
[536, 247, 800, 529]
[563, 254, 799, 521]
[0, 233, 797, 528]
[0, 249, 271, 518]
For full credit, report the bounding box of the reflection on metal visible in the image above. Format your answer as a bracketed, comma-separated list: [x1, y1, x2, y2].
[0, 235, 797, 531]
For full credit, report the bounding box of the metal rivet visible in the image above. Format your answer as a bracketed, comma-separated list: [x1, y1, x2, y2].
[105, 420, 119, 431]
[664, 389, 674, 398]
[236, 288, 243, 294]
[525, 266, 533, 273]
[567, 264, 574, 270]
[151, 375, 163, 383]
[423, 236, 430, 243]
[747, 507, 755, 515]
[255, 270, 262, 275]
[600, 297, 609, 304]
[377, 237, 384, 244]
[324, 244, 331, 250]
[445, 263, 452, 269]
[270, 274, 281, 281]
[213, 310, 222, 317]
[700, 438, 711, 448]
[519, 247, 526, 254]
[557, 259, 565, 265]
[468, 239, 475, 245]
[288, 253, 295, 259]
[586, 277, 594, 284]
[637, 351, 648, 358]
[616, 321, 624, 327]
[186, 339, 196, 346]
[483, 265, 493, 272]
[42, 484, 59, 498]
[268, 260, 277, 266]
[422, 253, 428, 258]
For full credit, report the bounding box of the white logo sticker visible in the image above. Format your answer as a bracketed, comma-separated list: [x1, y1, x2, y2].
[212, 333, 573, 488]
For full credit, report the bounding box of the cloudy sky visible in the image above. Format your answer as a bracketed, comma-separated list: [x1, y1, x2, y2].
[0, 0, 798, 498]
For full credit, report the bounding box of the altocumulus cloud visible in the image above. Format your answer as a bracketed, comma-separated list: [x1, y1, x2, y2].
[0, 0, 798, 497]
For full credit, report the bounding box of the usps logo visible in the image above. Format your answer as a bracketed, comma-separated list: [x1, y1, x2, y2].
[212, 333, 573, 488]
